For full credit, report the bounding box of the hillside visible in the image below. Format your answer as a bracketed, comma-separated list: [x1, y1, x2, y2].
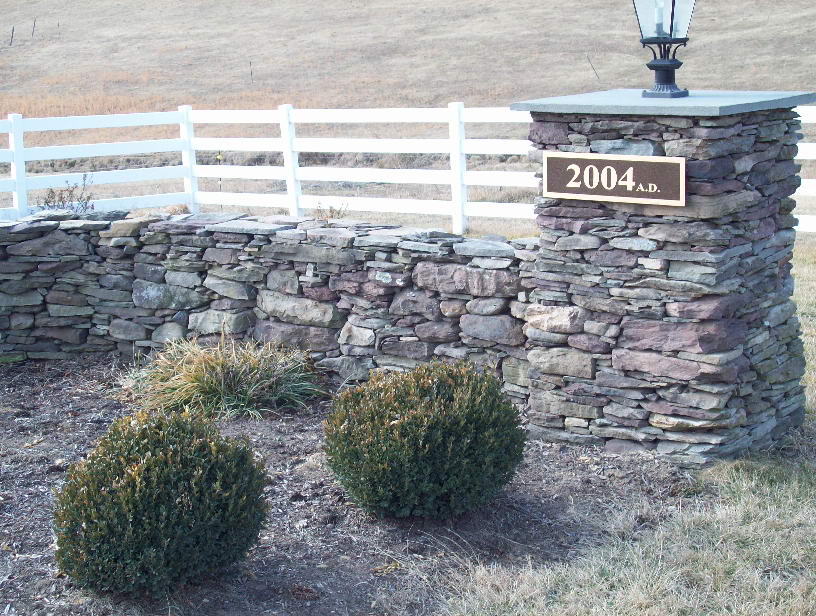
[1, 0, 815, 117]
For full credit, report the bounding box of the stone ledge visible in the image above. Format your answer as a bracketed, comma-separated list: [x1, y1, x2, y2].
[512, 89, 816, 117]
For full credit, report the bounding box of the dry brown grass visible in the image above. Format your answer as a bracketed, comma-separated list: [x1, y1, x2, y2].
[794, 233, 816, 400]
[132, 337, 323, 419]
[441, 449, 816, 616]
[3, 0, 815, 115]
[3, 0, 814, 228]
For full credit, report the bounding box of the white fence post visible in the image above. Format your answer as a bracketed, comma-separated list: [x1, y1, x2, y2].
[279, 104, 303, 216]
[178, 105, 199, 213]
[448, 102, 467, 235]
[8, 114, 29, 219]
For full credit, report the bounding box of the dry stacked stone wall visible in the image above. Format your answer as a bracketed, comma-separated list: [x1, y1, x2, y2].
[526, 107, 806, 465]
[0, 106, 807, 466]
[0, 212, 537, 412]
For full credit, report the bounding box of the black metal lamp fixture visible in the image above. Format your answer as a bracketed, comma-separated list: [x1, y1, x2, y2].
[632, 0, 697, 98]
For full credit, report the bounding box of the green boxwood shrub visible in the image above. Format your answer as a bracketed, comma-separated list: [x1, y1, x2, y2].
[324, 361, 526, 519]
[54, 410, 269, 597]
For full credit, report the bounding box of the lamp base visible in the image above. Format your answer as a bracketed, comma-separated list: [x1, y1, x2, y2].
[642, 86, 690, 99]
[643, 56, 689, 99]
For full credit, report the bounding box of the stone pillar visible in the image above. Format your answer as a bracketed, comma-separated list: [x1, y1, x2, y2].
[512, 90, 816, 466]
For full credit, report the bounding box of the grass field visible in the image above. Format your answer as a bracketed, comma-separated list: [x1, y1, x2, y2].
[441, 453, 816, 615]
[2, 0, 816, 225]
[3, 1, 816, 114]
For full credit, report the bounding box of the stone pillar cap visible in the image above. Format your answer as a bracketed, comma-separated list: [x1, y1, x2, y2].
[511, 89, 816, 117]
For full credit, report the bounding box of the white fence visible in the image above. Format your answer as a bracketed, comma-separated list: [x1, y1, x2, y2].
[1, 104, 815, 234]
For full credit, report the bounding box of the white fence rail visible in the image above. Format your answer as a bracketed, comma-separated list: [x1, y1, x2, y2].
[1, 104, 815, 234]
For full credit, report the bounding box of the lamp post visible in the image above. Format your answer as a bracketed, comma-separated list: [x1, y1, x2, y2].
[633, 0, 696, 98]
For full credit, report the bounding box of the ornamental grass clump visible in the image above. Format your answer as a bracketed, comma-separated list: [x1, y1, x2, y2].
[139, 337, 323, 418]
[324, 361, 526, 519]
[53, 410, 268, 597]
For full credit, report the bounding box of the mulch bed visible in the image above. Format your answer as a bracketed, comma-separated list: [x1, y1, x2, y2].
[0, 356, 701, 616]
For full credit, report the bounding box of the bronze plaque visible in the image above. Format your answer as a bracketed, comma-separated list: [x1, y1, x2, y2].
[542, 152, 686, 207]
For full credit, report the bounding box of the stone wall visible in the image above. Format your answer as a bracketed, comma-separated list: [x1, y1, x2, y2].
[0, 105, 807, 466]
[0, 213, 538, 411]
[525, 107, 806, 465]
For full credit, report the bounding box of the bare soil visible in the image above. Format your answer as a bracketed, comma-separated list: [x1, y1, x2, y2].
[1, 357, 704, 616]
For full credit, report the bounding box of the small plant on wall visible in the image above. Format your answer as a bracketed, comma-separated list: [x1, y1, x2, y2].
[35, 173, 95, 214]
[324, 361, 526, 519]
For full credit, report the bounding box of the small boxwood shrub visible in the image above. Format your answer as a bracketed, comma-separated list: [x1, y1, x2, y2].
[324, 362, 526, 519]
[139, 337, 323, 418]
[54, 410, 269, 597]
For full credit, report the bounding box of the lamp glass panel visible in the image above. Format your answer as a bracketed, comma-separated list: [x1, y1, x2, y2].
[669, 0, 695, 38]
[633, 0, 696, 38]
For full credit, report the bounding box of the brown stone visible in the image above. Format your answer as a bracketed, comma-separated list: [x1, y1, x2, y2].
[253, 320, 339, 351]
[525, 305, 588, 334]
[686, 156, 735, 179]
[611, 349, 702, 380]
[638, 222, 730, 245]
[529, 121, 569, 145]
[203, 247, 238, 264]
[389, 289, 442, 320]
[619, 319, 747, 354]
[589, 249, 638, 267]
[567, 333, 611, 353]
[613, 189, 761, 219]
[412, 262, 520, 297]
[257, 290, 344, 328]
[688, 180, 744, 196]
[571, 294, 628, 316]
[665, 295, 747, 320]
[415, 320, 459, 343]
[380, 340, 435, 360]
[649, 409, 747, 431]
[528, 347, 594, 379]
[460, 315, 524, 345]
[529, 390, 601, 419]
[31, 327, 87, 344]
[330, 271, 367, 294]
[302, 286, 338, 302]
[358, 282, 394, 300]
[466, 297, 509, 316]
[641, 400, 727, 421]
[605, 439, 655, 453]
[663, 136, 755, 160]
[440, 299, 468, 317]
[45, 290, 87, 306]
[6, 230, 89, 257]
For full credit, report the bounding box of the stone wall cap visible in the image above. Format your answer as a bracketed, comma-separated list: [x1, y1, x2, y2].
[453, 239, 515, 258]
[205, 219, 294, 235]
[149, 213, 244, 233]
[511, 89, 816, 117]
